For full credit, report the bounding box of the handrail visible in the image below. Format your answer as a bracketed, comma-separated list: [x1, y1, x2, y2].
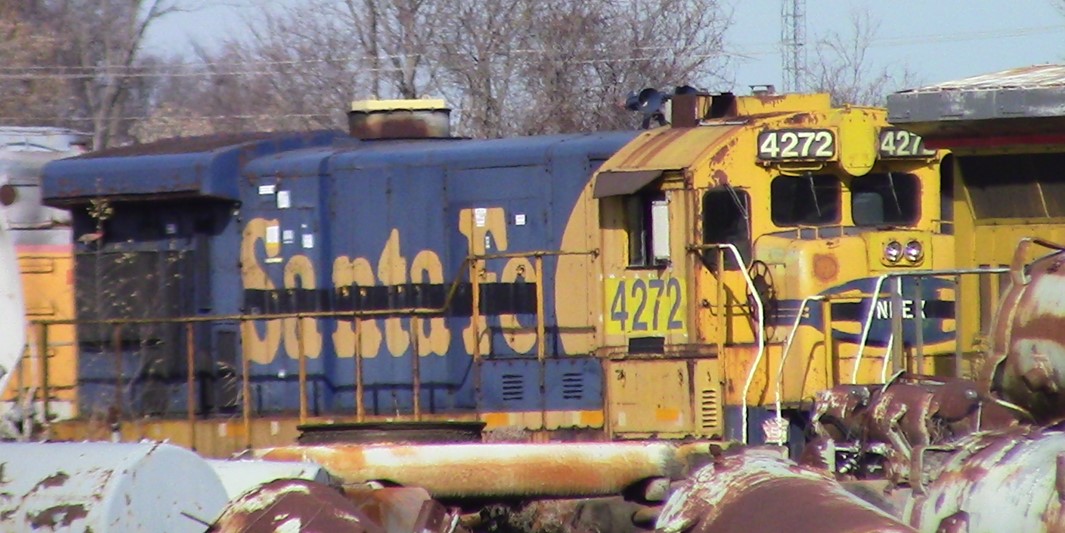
[686, 243, 763, 444]
[774, 295, 824, 433]
[850, 267, 1009, 384]
[27, 247, 599, 448]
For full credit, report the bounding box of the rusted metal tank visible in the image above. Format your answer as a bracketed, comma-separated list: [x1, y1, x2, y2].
[207, 459, 335, 499]
[902, 425, 1065, 532]
[985, 239, 1065, 423]
[656, 449, 915, 532]
[212, 478, 375, 532]
[212, 479, 468, 533]
[254, 442, 680, 498]
[0, 441, 228, 532]
[804, 375, 1018, 483]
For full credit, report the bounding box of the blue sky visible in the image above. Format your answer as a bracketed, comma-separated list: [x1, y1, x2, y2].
[147, 0, 1065, 95]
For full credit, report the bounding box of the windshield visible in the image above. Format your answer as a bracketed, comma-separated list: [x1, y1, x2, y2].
[770, 174, 840, 226]
[851, 172, 920, 226]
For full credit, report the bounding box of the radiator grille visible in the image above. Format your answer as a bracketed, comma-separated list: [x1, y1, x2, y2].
[561, 372, 584, 400]
[501, 373, 524, 402]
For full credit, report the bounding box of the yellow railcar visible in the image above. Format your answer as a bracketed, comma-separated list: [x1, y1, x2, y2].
[0, 128, 89, 424]
[887, 65, 1065, 377]
[583, 90, 952, 443]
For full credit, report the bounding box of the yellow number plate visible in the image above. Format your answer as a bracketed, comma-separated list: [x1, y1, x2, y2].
[604, 277, 686, 335]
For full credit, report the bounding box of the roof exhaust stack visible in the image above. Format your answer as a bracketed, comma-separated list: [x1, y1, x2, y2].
[348, 99, 451, 140]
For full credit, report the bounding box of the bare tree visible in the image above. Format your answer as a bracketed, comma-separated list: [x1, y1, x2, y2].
[431, 0, 733, 137]
[807, 10, 919, 106]
[509, 0, 732, 135]
[340, 0, 439, 99]
[0, 1, 74, 126]
[51, 0, 196, 147]
[149, 0, 733, 139]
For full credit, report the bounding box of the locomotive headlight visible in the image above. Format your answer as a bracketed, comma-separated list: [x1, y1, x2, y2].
[883, 241, 903, 263]
[904, 240, 924, 263]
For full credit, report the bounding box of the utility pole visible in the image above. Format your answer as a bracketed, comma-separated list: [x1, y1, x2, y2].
[781, 0, 806, 93]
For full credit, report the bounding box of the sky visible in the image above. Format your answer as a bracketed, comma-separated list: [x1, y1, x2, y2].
[146, 0, 1065, 99]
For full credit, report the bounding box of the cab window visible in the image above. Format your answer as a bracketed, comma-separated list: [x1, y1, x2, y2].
[771, 174, 840, 226]
[851, 172, 920, 226]
[702, 188, 750, 271]
[625, 190, 670, 268]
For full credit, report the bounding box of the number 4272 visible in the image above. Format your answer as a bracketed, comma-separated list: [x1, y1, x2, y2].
[608, 278, 684, 333]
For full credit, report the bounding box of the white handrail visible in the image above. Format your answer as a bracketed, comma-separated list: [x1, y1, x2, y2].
[773, 295, 824, 436]
[850, 267, 1010, 384]
[707, 243, 765, 446]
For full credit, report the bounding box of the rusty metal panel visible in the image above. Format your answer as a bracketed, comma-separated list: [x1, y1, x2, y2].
[887, 65, 1065, 140]
[253, 442, 680, 498]
[985, 242, 1065, 423]
[212, 479, 376, 532]
[904, 426, 1065, 532]
[598, 125, 738, 174]
[607, 360, 692, 434]
[0, 441, 228, 532]
[345, 486, 467, 533]
[592, 170, 662, 198]
[207, 459, 334, 499]
[657, 449, 915, 533]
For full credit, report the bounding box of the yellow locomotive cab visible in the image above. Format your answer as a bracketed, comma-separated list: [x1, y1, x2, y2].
[590, 90, 951, 443]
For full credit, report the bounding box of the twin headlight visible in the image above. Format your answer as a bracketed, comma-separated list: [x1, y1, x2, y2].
[884, 240, 923, 264]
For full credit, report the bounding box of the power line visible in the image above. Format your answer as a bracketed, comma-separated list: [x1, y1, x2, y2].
[0, 44, 731, 74]
[3, 22, 1062, 77]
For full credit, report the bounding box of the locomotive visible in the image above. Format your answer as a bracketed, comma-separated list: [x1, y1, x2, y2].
[655, 64, 1065, 533]
[0, 127, 90, 421]
[38, 90, 951, 452]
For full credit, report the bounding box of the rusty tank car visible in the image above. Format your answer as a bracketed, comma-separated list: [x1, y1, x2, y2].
[656, 448, 915, 533]
[984, 238, 1065, 424]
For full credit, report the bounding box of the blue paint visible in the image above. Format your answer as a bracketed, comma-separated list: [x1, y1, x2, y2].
[44, 130, 636, 417]
[771, 276, 955, 346]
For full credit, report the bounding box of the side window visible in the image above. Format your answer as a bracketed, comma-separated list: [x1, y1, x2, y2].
[625, 191, 670, 268]
[702, 188, 750, 271]
[851, 172, 921, 227]
[771, 174, 840, 226]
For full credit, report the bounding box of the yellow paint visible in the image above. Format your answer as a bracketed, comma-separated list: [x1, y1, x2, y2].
[282, 255, 322, 359]
[241, 218, 282, 364]
[4, 252, 79, 413]
[606, 360, 692, 434]
[692, 359, 723, 437]
[332, 256, 383, 358]
[410, 250, 450, 356]
[555, 182, 601, 355]
[377, 229, 410, 357]
[499, 257, 536, 354]
[594, 93, 952, 418]
[838, 109, 878, 176]
[458, 208, 508, 355]
[603, 276, 686, 336]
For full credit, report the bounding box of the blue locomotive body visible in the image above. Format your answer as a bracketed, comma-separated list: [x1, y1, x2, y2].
[43, 129, 635, 419]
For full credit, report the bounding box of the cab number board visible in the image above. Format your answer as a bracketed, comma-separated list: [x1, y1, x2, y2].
[606, 277, 685, 335]
[878, 128, 935, 158]
[757, 129, 835, 160]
